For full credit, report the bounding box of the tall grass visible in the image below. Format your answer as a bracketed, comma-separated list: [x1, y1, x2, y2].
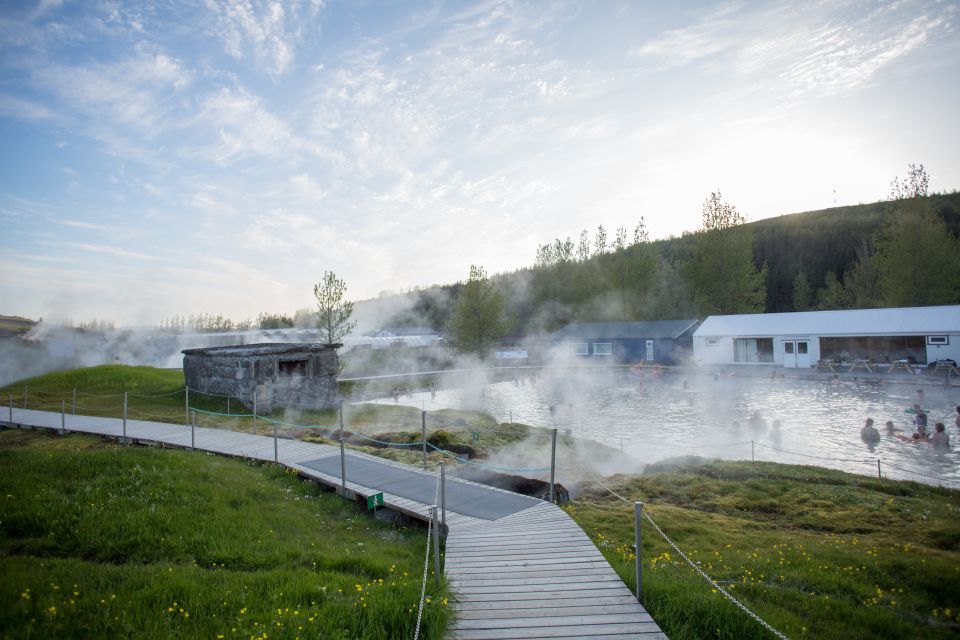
[0, 429, 450, 639]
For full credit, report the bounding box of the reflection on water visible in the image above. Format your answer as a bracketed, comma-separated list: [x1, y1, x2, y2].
[367, 368, 960, 487]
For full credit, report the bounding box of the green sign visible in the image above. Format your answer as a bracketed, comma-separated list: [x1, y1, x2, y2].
[366, 492, 384, 510]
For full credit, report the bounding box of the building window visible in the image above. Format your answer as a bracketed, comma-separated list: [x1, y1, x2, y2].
[819, 336, 927, 364]
[279, 359, 308, 377]
[705, 338, 719, 346]
[928, 336, 949, 345]
[572, 342, 588, 355]
[593, 342, 613, 356]
[734, 338, 774, 363]
[798, 342, 808, 354]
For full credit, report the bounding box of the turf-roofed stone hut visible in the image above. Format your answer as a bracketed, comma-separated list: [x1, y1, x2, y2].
[182, 343, 340, 412]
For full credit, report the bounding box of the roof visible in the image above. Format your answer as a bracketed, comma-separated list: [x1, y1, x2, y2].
[694, 305, 960, 337]
[182, 342, 340, 357]
[376, 327, 440, 336]
[549, 320, 700, 341]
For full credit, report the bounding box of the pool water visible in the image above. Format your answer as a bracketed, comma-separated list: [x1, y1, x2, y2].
[366, 368, 960, 487]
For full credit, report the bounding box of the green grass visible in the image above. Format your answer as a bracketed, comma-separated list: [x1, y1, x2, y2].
[0, 365, 539, 467]
[566, 458, 960, 640]
[0, 429, 450, 639]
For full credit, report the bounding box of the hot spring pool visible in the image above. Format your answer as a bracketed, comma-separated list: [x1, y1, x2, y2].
[364, 368, 960, 487]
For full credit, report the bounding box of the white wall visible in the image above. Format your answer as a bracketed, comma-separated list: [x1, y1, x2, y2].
[695, 335, 819, 367]
[925, 337, 960, 364]
[697, 333, 959, 368]
[694, 336, 734, 365]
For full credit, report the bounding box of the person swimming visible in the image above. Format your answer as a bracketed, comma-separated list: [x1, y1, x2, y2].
[884, 420, 899, 434]
[861, 418, 880, 443]
[931, 423, 950, 450]
[747, 411, 767, 432]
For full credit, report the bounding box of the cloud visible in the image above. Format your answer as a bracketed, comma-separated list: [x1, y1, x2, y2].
[777, 12, 949, 95]
[629, 1, 954, 97]
[0, 94, 59, 121]
[41, 241, 163, 262]
[192, 86, 292, 164]
[34, 52, 192, 132]
[205, 0, 324, 77]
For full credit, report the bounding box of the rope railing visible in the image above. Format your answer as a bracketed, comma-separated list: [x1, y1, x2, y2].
[412, 472, 442, 640]
[188, 407, 256, 419]
[877, 460, 954, 483]
[427, 442, 553, 473]
[752, 442, 876, 464]
[559, 437, 791, 640]
[126, 407, 184, 421]
[128, 388, 187, 399]
[641, 509, 791, 640]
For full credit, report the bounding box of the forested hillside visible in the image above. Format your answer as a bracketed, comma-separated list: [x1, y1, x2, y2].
[383, 190, 960, 337]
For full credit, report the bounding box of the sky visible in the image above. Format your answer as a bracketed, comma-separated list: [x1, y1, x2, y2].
[1, 0, 958, 326]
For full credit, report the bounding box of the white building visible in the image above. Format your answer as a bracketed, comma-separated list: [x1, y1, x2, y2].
[693, 305, 960, 368]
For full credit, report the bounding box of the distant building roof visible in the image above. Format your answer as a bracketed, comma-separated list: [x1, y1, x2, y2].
[549, 320, 700, 341]
[694, 305, 960, 337]
[376, 327, 440, 337]
[182, 343, 339, 357]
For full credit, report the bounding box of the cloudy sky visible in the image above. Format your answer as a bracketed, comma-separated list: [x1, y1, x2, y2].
[1, 0, 958, 325]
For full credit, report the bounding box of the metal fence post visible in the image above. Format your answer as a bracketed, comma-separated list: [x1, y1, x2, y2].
[431, 505, 441, 583]
[422, 410, 428, 470]
[635, 501, 644, 602]
[549, 428, 557, 503]
[440, 462, 447, 529]
[751, 439, 755, 463]
[227, 396, 230, 415]
[72, 388, 77, 415]
[184, 387, 189, 426]
[877, 459, 882, 479]
[123, 392, 128, 442]
[191, 410, 196, 450]
[339, 400, 346, 493]
[60, 399, 65, 435]
[274, 421, 279, 463]
[252, 392, 257, 435]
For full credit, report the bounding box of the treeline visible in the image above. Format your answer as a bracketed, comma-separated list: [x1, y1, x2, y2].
[156, 310, 315, 334]
[384, 178, 960, 336]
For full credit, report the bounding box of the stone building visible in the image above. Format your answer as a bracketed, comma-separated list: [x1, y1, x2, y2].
[182, 343, 340, 412]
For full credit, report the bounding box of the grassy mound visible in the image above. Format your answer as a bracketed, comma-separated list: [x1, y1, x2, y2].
[0, 429, 449, 639]
[567, 458, 960, 640]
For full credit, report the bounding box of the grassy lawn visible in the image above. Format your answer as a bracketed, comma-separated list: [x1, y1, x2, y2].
[0, 429, 450, 639]
[0, 365, 544, 469]
[567, 458, 960, 640]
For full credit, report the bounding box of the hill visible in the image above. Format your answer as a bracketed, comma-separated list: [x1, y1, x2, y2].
[0, 315, 37, 340]
[368, 192, 960, 335]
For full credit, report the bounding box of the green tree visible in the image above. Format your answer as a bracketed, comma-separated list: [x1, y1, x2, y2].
[816, 271, 847, 310]
[313, 271, 356, 345]
[791, 272, 813, 311]
[875, 164, 960, 306]
[842, 242, 881, 308]
[449, 265, 507, 356]
[686, 191, 767, 315]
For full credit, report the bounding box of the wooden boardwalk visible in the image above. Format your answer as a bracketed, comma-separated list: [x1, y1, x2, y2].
[4, 408, 666, 639]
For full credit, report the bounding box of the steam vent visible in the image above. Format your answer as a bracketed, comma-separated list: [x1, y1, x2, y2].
[182, 343, 340, 413]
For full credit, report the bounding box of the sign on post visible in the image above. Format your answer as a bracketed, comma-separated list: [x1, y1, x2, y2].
[366, 492, 384, 510]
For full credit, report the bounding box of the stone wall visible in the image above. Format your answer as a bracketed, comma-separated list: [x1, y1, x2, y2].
[182, 343, 340, 413]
